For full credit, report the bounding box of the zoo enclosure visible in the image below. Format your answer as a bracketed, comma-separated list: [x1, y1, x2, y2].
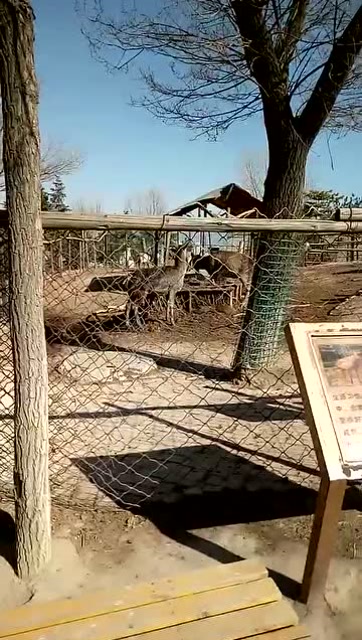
[1, 212, 362, 514]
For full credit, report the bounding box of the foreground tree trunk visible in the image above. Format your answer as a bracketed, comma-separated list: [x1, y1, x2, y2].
[233, 133, 308, 372]
[0, 0, 51, 579]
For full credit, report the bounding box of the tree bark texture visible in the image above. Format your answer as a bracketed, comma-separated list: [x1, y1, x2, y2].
[233, 137, 308, 372]
[231, 1, 362, 373]
[0, 0, 51, 579]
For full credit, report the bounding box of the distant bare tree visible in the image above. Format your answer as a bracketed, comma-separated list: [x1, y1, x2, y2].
[124, 188, 167, 265]
[0, 132, 83, 191]
[241, 154, 267, 200]
[38, 140, 83, 184]
[241, 151, 314, 200]
[125, 188, 167, 216]
[72, 198, 104, 214]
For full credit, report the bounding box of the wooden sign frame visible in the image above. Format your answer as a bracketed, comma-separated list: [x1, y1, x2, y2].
[285, 322, 362, 604]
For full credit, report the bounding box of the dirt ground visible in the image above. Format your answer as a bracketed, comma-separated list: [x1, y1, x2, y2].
[289, 261, 362, 323]
[1, 261, 362, 638]
[1, 498, 362, 639]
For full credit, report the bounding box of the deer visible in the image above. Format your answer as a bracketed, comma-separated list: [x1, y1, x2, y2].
[335, 351, 362, 385]
[125, 242, 192, 328]
[192, 250, 254, 292]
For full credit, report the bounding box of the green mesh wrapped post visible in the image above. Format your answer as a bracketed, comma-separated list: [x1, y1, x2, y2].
[233, 232, 304, 372]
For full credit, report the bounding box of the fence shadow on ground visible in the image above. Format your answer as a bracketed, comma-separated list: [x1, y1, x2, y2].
[73, 443, 362, 601]
[46, 392, 304, 428]
[102, 401, 311, 473]
[72, 443, 320, 525]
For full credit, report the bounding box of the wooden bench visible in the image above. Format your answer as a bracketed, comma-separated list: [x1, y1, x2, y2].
[0, 560, 309, 640]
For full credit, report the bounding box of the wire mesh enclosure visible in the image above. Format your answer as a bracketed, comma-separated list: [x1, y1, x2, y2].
[1, 218, 362, 514]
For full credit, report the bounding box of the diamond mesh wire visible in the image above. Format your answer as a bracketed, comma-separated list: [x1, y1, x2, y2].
[1, 225, 362, 512]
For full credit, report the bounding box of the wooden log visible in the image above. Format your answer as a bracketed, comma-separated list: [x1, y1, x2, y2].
[0, 210, 360, 233]
[335, 208, 362, 221]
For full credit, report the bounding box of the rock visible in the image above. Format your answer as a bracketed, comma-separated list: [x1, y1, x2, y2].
[56, 348, 157, 383]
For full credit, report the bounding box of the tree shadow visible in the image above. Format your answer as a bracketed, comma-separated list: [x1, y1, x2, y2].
[0, 508, 16, 570]
[102, 400, 312, 474]
[72, 443, 361, 601]
[160, 530, 300, 600]
[43, 391, 304, 430]
[72, 444, 320, 524]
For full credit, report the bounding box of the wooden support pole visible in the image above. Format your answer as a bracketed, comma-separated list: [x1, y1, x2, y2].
[165, 231, 171, 265]
[301, 475, 346, 605]
[154, 231, 160, 266]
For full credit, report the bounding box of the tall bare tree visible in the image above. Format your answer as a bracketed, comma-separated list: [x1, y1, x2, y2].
[0, 0, 50, 578]
[80, 0, 362, 368]
[37, 140, 83, 186]
[241, 154, 267, 199]
[0, 129, 83, 191]
[124, 188, 167, 264]
[124, 188, 167, 216]
[241, 151, 320, 202]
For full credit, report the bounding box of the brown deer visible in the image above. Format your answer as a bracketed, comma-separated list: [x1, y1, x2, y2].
[335, 351, 362, 385]
[192, 250, 254, 291]
[125, 242, 192, 328]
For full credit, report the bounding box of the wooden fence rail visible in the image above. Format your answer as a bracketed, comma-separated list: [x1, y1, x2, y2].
[1, 209, 362, 233]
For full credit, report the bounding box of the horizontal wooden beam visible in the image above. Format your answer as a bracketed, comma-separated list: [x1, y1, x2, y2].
[0, 209, 361, 233]
[336, 208, 362, 221]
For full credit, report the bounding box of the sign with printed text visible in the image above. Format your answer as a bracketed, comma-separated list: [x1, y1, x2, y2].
[285, 323, 362, 479]
[311, 335, 362, 466]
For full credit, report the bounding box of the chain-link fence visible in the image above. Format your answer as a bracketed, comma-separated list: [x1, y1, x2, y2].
[1, 219, 362, 514]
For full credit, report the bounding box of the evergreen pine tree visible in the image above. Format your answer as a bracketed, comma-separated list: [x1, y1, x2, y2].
[304, 190, 362, 219]
[49, 175, 69, 212]
[41, 187, 50, 211]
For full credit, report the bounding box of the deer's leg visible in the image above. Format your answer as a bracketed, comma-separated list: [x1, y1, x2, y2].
[168, 290, 176, 325]
[357, 364, 362, 384]
[125, 301, 132, 328]
[348, 368, 354, 385]
[134, 304, 144, 329]
[166, 294, 170, 324]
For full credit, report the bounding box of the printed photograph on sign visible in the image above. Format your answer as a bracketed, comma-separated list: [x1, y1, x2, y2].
[316, 341, 362, 387]
[310, 334, 362, 466]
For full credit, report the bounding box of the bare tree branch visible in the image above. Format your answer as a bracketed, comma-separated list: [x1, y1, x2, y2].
[39, 140, 84, 183]
[275, 0, 310, 65]
[0, 139, 83, 191]
[79, 1, 362, 139]
[78, 1, 362, 368]
[296, 3, 362, 143]
[230, 0, 295, 135]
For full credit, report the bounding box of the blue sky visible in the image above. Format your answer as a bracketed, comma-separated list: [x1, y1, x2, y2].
[34, 0, 361, 212]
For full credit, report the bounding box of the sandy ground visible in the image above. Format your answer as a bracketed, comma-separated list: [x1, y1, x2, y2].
[1, 261, 362, 637]
[1, 499, 362, 639]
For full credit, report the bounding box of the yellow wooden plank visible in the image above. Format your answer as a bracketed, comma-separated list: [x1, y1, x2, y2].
[124, 613, 308, 640]
[0, 560, 268, 638]
[0, 578, 285, 640]
[4, 601, 299, 640]
[247, 626, 310, 639]
[112, 615, 308, 640]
